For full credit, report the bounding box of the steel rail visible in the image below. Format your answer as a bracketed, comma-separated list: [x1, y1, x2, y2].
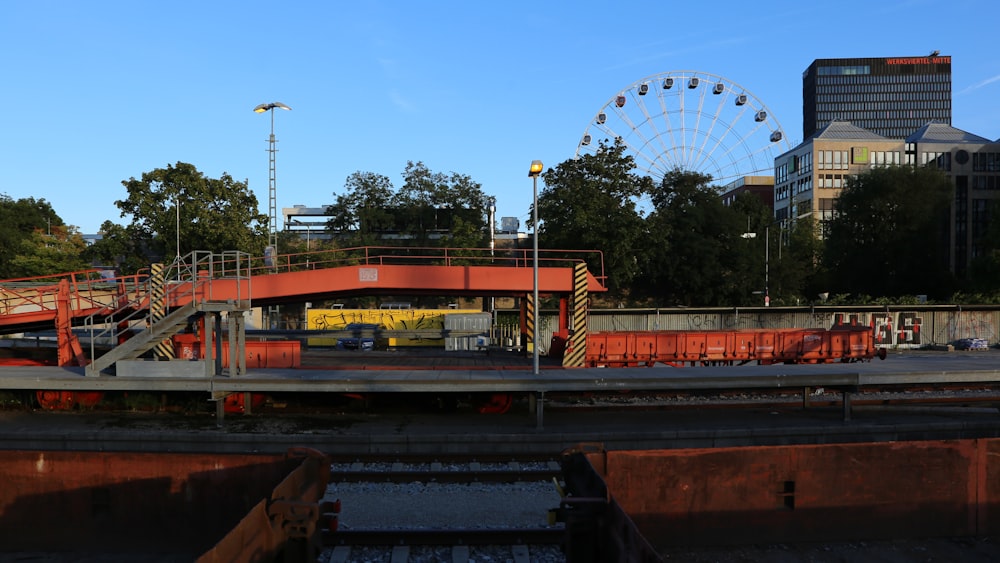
[323, 526, 564, 547]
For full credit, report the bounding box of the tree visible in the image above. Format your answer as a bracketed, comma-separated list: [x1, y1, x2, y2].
[536, 140, 651, 299]
[326, 164, 491, 250]
[326, 171, 398, 247]
[727, 192, 775, 305]
[89, 162, 268, 272]
[824, 165, 954, 299]
[0, 195, 87, 278]
[776, 215, 826, 304]
[639, 168, 747, 306]
[394, 161, 490, 247]
[10, 225, 90, 278]
[967, 204, 1000, 295]
[84, 221, 153, 275]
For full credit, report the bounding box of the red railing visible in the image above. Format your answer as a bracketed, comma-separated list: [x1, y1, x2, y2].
[0, 269, 148, 329]
[246, 245, 607, 285]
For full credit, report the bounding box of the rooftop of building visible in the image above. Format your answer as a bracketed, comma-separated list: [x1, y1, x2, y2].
[808, 121, 890, 142]
[906, 122, 993, 144]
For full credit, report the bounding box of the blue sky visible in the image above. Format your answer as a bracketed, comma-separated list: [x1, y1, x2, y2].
[2, 0, 998, 235]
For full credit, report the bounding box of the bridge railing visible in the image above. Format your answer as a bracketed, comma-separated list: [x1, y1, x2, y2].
[83, 251, 253, 355]
[0, 269, 147, 328]
[248, 245, 606, 284]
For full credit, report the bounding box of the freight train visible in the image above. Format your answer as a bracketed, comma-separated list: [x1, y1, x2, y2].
[563, 325, 886, 367]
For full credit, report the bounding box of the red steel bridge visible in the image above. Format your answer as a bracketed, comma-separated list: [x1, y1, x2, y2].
[0, 246, 606, 372]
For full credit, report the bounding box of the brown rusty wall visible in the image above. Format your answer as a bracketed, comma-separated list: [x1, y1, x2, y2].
[197, 449, 331, 563]
[0, 450, 289, 553]
[986, 439, 1000, 534]
[594, 439, 995, 548]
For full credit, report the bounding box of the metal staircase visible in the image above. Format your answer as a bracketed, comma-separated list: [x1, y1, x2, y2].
[85, 251, 252, 377]
[85, 302, 200, 375]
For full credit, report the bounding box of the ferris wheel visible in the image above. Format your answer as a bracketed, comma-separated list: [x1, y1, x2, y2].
[575, 70, 791, 190]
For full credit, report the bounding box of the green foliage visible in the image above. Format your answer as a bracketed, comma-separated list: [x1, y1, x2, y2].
[395, 161, 489, 246]
[0, 195, 87, 278]
[83, 221, 147, 274]
[88, 162, 268, 272]
[967, 204, 1000, 294]
[326, 171, 398, 246]
[952, 291, 1000, 305]
[9, 226, 90, 277]
[327, 163, 490, 248]
[823, 166, 955, 299]
[774, 216, 825, 304]
[536, 139, 651, 297]
[639, 168, 748, 306]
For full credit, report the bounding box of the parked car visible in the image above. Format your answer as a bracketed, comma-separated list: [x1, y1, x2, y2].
[337, 323, 387, 351]
[953, 338, 989, 351]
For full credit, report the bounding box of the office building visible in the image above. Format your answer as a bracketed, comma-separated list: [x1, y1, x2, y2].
[802, 54, 951, 140]
[906, 123, 1000, 278]
[774, 121, 903, 236]
[774, 121, 1000, 278]
[720, 176, 775, 212]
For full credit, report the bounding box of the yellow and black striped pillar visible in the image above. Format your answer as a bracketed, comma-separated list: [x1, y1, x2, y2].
[149, 263, 175, 360]
[524, 291, 536, 356]
[563, 262, 588, 367]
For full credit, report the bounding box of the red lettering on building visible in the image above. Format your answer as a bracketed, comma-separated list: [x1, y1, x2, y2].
[886, 56, 950, 65]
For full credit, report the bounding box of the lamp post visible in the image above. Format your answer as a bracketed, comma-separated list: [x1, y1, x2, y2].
[289, 218, 312, 268]
[253, 102, 291, 259]
[764, 225, 770, 307]
[254, 102, 290, 330]
[528, 160, 543, 376]
[743, 222, 771, 307]
[175, 192, 180, 263]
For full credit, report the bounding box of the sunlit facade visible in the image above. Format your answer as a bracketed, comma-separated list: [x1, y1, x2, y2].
[773, 121, 1000, 278]
[774, 121, 903, 239]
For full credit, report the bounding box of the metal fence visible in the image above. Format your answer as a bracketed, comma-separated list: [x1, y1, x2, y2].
[571, 306, 1000, 349]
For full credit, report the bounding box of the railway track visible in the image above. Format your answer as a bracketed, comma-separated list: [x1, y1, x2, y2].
[330, 456, 562, 483]
[544, 385, 1000, 412]
[324, 527, 564, 547]
[322, 455, 566, 562]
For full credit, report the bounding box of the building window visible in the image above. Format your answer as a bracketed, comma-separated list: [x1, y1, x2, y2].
[974, 152, 1000, 172]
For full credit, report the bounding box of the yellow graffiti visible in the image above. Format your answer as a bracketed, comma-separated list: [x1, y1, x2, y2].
[306, 308, 481, 347]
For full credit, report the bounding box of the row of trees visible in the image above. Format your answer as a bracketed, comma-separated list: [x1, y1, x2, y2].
[3, 145, 998, 306]
[0, 195, 90, 278]
[536, 140, 994, 306]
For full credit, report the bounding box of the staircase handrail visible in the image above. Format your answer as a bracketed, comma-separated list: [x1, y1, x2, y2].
[85, 251, 252, 366]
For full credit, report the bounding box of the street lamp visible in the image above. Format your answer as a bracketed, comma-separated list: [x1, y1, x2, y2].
[255, 102, 290, 329]
[253, 102, 291, 258]
[528, 160, 543, 376]
[743, 223, 771, 307]
[764, 226, 770, 307]
[288, 218, 312, 268]
[175, 192, 180, 263]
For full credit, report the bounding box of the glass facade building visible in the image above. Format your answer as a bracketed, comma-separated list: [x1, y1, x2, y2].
[803, 56, 951, 140]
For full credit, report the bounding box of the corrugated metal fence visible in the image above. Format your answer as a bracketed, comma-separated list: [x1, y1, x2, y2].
[516, 306, 1000, 351]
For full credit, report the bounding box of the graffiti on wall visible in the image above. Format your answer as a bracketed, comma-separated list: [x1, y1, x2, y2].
[307, 308, 481, 347]
[830, 311, 924, 348]
[945, 312, 997, 343]
[895, 312, 923, 346]
[611, 308, 997, 347]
